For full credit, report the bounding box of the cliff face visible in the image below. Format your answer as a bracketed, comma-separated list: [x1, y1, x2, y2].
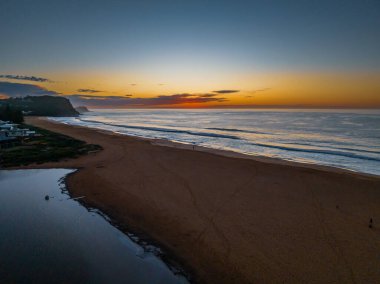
[0, 96, 79, 117]
[75, 106, 90, 114]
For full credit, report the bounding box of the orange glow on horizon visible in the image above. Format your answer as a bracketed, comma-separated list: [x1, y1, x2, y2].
[1, 71, 380, 108]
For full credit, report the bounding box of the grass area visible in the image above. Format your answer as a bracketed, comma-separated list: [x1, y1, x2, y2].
[0, 124, 102, 167]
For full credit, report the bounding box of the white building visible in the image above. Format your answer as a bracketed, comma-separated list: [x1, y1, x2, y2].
[0, 121, 36, 139]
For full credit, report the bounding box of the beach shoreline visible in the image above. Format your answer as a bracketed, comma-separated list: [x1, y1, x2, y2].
[11, 116, 380, 283]
[43, 117, 379, 179]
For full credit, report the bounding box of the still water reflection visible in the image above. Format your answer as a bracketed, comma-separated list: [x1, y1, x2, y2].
[0, 169, 189, 284]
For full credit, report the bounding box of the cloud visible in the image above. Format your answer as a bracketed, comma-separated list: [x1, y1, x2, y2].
[69, 94, 130, 100]
[0, 82, 227, 108]
[66, 93, 227, 107]
[212, 90, 240, 94]
[77, 88, 103, 93]
[0, 81, 60, 97]
[129, 83, 137, 86]
[0, 74, 51, 82]
[249, 88, 271, 94]
[213, 88, 270, 95]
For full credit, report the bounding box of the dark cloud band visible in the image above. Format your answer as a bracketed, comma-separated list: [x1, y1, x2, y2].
[77, 89, 103, 93]
[0, 75, 51, 82]
[67, 93, 227, 107]
[0, 81, 228, 107]
[212, 90, 239, 94]
[0, 81, 59, 97]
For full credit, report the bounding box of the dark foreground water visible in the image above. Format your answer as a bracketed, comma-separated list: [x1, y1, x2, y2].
[0, 169, 189, 284]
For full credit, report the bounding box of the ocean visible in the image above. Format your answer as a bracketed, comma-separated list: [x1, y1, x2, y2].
[50, 109, 380, 176]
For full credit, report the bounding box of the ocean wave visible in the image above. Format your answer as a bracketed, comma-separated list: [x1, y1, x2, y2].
[250, 142, 380, 162]
[78, 118, 380, 161]
[79, 119, 240, 140]
[206, 127, 268, 135]
[282, 141, 380, 155]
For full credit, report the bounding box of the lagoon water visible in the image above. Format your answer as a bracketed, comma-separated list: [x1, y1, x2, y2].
[0, 169, 189, 284]
[51, 109, 380, 175]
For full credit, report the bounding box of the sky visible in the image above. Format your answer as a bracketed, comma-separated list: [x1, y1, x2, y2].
[0, 0, 379, 108]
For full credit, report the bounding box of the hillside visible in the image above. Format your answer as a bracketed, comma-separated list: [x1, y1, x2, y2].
[0, 96, 79, 117]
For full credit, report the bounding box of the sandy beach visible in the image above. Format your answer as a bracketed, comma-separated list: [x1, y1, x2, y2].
[20, 117, 380, 284]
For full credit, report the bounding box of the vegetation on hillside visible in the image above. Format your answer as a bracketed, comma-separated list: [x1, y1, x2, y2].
[0, 104, 24, 123]
[0, 124, 102, 167]
[0, 96, 79, 117]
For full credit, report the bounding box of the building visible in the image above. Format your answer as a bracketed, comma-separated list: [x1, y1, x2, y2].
[0, 121, 36, 137]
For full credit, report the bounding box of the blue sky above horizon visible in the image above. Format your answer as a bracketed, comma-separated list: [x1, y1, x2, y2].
[1, 0, 379, 108]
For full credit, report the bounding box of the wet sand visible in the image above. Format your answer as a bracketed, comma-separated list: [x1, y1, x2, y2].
[20, 117, 380, 284]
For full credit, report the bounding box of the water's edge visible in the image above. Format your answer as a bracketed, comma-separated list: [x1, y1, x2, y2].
[43, 117, 380, 179]
[47, 111, 380, 177]
[59, 169, 194, 283]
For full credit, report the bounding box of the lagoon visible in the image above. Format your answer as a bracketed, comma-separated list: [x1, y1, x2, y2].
[0, 169, 188, 284]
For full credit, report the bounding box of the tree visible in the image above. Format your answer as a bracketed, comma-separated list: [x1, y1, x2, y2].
[0, 103, 24, 123]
